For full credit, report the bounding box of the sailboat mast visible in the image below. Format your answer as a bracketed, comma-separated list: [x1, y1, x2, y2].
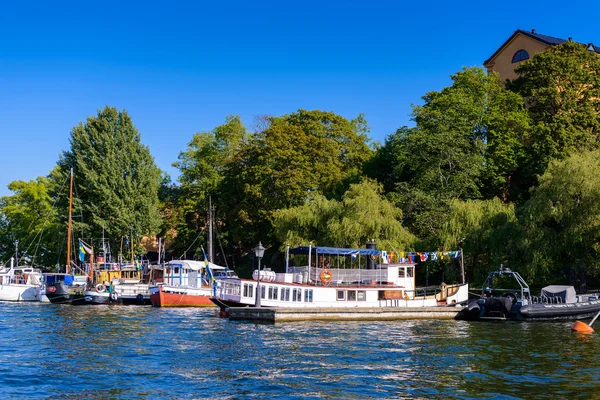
[66, 168, 73, 274]
[208, 196, 213, 263]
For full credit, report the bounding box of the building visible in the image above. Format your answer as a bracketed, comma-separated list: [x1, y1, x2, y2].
[484, 29, 600, 81]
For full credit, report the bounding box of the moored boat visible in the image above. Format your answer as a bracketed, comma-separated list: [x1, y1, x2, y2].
[149, 260, 227, 307]
[456, 267, 600, 321]
[0, 258, 43, 302]
[212, 244, 469, 310]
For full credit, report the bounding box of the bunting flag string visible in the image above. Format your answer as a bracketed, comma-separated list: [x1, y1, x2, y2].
[387, 249, 461, 263]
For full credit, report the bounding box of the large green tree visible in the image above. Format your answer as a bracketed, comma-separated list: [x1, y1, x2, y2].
[57, 106, 162, 258]
[272, 178, 415, 251]
[371, 67, 528, 241]
[519, 150, 600, 290]
[220, 109, 374, 248]
[168, 115, 248, 259]
[509, 41, 600, 190]
[0, 176, 63, 268]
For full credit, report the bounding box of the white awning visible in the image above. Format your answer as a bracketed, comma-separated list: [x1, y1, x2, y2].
[167, 260, 226, 271]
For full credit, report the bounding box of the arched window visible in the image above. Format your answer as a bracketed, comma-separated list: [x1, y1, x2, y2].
[512, 49, 530, 63]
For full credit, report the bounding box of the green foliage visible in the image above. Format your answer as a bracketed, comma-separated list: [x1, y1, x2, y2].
[272, 179, 415, 251]
[509, 41, 600, 189]
[439, 198, 519, 284]
[519, 150, 600, 290]
[220, 109, 374, 249]
[0, 176, 63, 268]
[168, 115, 248, 259]
[58, 106, 162, 255]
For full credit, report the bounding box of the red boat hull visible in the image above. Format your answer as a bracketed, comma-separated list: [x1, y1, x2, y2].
[150, 288, 215, 307]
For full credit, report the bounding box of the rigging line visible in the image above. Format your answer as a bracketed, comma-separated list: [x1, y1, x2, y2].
[178, 230, 203, 260]
[27, 173, 69, 264]
[213, 216, 230, 269]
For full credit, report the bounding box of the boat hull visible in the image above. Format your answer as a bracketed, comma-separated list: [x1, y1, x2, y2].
[45, 282, 85, 304]
[457, 297, 600, 321]
[0, 284, 41, 302]
[150, 286, 215, 307]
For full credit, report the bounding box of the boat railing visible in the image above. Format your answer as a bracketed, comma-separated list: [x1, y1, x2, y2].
[290, 266, 391, 286]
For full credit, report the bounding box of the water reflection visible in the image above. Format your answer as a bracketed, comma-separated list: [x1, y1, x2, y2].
[0, 303, 599, 398]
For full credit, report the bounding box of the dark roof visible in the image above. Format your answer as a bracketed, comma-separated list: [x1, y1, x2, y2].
[484, 29, 600, 65]
[289, 246, 381, 256]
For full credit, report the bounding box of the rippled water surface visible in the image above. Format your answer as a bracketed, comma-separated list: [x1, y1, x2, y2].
[1, 302, 599, 399]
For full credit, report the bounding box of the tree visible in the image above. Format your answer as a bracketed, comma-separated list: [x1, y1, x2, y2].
[509, 41, 600, 190]
[439, 198, 519, 284]
[220, 109, 374, 248]
[519, 150, 600, 290]
[272, 179, 415, 251]
[370, 68, 528, 241]
[0, 176, 63, 268]
[169, 115, 248, 259]
[57, 106, 162, 257]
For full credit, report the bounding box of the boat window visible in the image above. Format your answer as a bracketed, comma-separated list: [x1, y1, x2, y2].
[284, 288, 290, 301]
[357, 291, 366, 301]
[378, 290, 385, 300]
[174, 267, 180, 275]
[304, 289, 313, 302]
[407, 267, 413, 278]
[398, 269, 405, 278]
[234, 284, 241, 296]
[261, 286, 266, 299]
[273, 287, 278, 300]
[337, 290, 345, 301]
[292, 288, 299, 301]
[348, 290, 357, 301]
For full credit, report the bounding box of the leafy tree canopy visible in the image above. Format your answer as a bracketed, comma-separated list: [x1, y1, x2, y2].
[220, 109, 374, 248]
[509, 41, 600, 186]
[57, 106, 162, 256]
[0, 176, 63, 268]
[272, 178, 415, 252]
[519, 150, 600, 290]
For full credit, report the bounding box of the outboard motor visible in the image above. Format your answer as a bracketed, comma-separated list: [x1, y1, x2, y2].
[366, 240, 376, 270]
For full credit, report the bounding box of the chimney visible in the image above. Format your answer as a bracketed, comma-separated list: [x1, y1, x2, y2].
[531, 29, 536, 34]
[568, 37, 573, 41]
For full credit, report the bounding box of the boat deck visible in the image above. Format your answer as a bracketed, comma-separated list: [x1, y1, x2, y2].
[227, 306, 463, 322]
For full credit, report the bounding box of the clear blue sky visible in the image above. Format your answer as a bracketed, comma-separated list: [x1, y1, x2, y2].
[1, 0, 597, 196]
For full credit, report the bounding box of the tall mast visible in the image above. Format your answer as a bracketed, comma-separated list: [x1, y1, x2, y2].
[66, 168, 73, 274]
[208, 196, 213, 263]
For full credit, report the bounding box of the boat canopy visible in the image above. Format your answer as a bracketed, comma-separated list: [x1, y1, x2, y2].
[289, 246, 381, 256]
[167, 260, 226, 271]
[541, 285, 576, 304]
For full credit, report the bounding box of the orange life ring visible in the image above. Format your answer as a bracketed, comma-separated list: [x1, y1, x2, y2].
[320, 269, 332, 285]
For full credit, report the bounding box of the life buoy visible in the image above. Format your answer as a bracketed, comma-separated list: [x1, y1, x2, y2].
[110, 292, 118, 301]
[320, 269, 333, 285]
[95, 284, 106, 292]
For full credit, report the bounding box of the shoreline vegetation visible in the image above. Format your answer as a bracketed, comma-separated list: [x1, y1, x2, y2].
[2, 41, 600, 291]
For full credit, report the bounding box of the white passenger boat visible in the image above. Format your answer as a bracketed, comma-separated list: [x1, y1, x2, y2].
[212, 245, 469, 310]
[0, 258, 43, 302]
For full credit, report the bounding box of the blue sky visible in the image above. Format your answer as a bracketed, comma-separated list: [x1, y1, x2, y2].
[1, 0, 598, 196]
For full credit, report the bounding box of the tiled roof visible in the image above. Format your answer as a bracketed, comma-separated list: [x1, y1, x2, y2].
[484, 29, 600, 65]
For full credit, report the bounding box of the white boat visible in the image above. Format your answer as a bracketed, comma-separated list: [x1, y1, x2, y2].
[213, 245, 469, 309]
[0, 258, 43, 302]
[149, 260, 229, 307]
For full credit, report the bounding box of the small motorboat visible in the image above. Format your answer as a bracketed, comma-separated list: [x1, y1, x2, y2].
[456, 266, 600, 321]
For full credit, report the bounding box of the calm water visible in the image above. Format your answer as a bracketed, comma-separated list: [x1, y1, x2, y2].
[1, 303, 599, 399]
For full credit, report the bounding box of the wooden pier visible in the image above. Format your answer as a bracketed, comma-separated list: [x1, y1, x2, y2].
[227, 306, 463, 322]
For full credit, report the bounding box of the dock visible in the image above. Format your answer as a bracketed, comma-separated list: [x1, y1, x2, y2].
[227, 306, 463, 322]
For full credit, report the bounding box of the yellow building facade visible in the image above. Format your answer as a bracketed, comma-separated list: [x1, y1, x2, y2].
[484, 29, 599, 81]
